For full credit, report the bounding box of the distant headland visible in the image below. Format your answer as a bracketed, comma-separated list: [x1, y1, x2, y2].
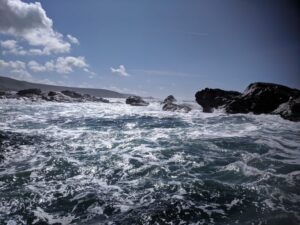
[0, 76, 129, 98]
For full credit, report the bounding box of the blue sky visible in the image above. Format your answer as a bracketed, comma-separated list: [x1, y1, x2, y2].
[0, 0, 299, 99]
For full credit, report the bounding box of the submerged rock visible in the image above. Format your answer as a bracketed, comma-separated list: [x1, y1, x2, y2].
[195, 88, 241, 112]
[126, 96, 149, 106]
[17, 88, 42, 96]
[225, 82, 300, 114]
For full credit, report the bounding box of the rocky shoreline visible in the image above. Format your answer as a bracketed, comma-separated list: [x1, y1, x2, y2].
[0, 88, 109, 103]
[195, 82, 300, 121]
[1, 82, 299, 121]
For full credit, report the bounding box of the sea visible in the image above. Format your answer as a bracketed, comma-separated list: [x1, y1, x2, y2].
[0, 99, 300, 225]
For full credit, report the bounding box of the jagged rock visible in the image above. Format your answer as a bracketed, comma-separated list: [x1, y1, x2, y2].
[126, 96, 149, 106]
[162, 95, 176, 104]
[195, 88, 241, 112]
[162, 103, 192, 113]
[17, 88, 42, 96]
[273, 97, 300, 121]
[61, 90, 83, 98]
[225, 83, 300, 114]
[195, 82, 300, 121]
[0, 91, 5, 96]
[45, 91, 74, 102]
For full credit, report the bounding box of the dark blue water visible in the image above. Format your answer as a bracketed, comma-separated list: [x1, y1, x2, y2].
[0, 100, 300, 225]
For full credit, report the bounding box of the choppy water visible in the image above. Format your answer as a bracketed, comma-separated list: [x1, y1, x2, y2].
[0, 99, 300, 225]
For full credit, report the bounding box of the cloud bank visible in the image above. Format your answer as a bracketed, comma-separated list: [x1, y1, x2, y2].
[0, 59, 31, 79]
[28, 56, 94, 75]
[0, 0, 75, 55]
[0, 0, 96, 83]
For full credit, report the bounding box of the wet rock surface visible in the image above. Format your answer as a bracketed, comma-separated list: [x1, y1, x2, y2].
[162, 102, 192, 113]
[195, 88, 241, 113]
[162, 95, 192, 113]
[195, 82, 300, 121]
[225, 82, 300, 114]
[17, 88, 42, 96]
[272, 97, 300, 121]
[126, 96, 149, 106]
[162, 95, 177, 104]
[61, 90, 83, 98]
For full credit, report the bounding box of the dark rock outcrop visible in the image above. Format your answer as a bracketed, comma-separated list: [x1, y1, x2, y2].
[126, 96, 149, 106]
[17, 88, 42, 96]
[45, 91, 73, 102]
[195, 82, 300, 121]
[61, 90, 83, 98]
[195, 88, 241, 112]
[48, 91, 59, 97]
[162, 95, 192, 113]
[162, 102, 191, 113]
[44, 91, 109, 103]
[225, 83, 300, 114]
[272, 97, 300, 121]
[0, 88, 109, 103]
[162, 95, 177, 104]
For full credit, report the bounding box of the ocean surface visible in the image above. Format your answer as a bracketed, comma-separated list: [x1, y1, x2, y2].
[0, 99, 300, 225]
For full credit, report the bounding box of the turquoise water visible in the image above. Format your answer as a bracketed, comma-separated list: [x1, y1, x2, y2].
[0, 99, 300, 225]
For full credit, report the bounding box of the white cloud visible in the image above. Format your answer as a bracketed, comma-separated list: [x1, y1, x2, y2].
[67, 34, 79, 45]
[27, 60, 48, 72]
[10, 68, 32, 80]
[0, 39, 54, 55]
[28, 56, 95, 75]
[0, 39, 26, 55]
[28, 48, 45, 55]
[0, 60, 68, 85]
[0, 59, 32, 79]
[83, 68, 96, 78]
[55, 56, 88, 73]
[0, 59, 26, 70]
[111, 65, 129, 76]
[1, 39, 17, 49]
[0, 0, 78, 55]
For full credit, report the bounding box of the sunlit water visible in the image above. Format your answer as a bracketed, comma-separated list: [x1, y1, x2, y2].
[0, 99, 300, 225]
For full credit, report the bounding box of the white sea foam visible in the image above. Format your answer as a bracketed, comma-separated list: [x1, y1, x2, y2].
[0, 100, 300, 224]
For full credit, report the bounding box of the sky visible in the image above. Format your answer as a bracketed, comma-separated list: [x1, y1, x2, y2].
[0, 0, 299, 99]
